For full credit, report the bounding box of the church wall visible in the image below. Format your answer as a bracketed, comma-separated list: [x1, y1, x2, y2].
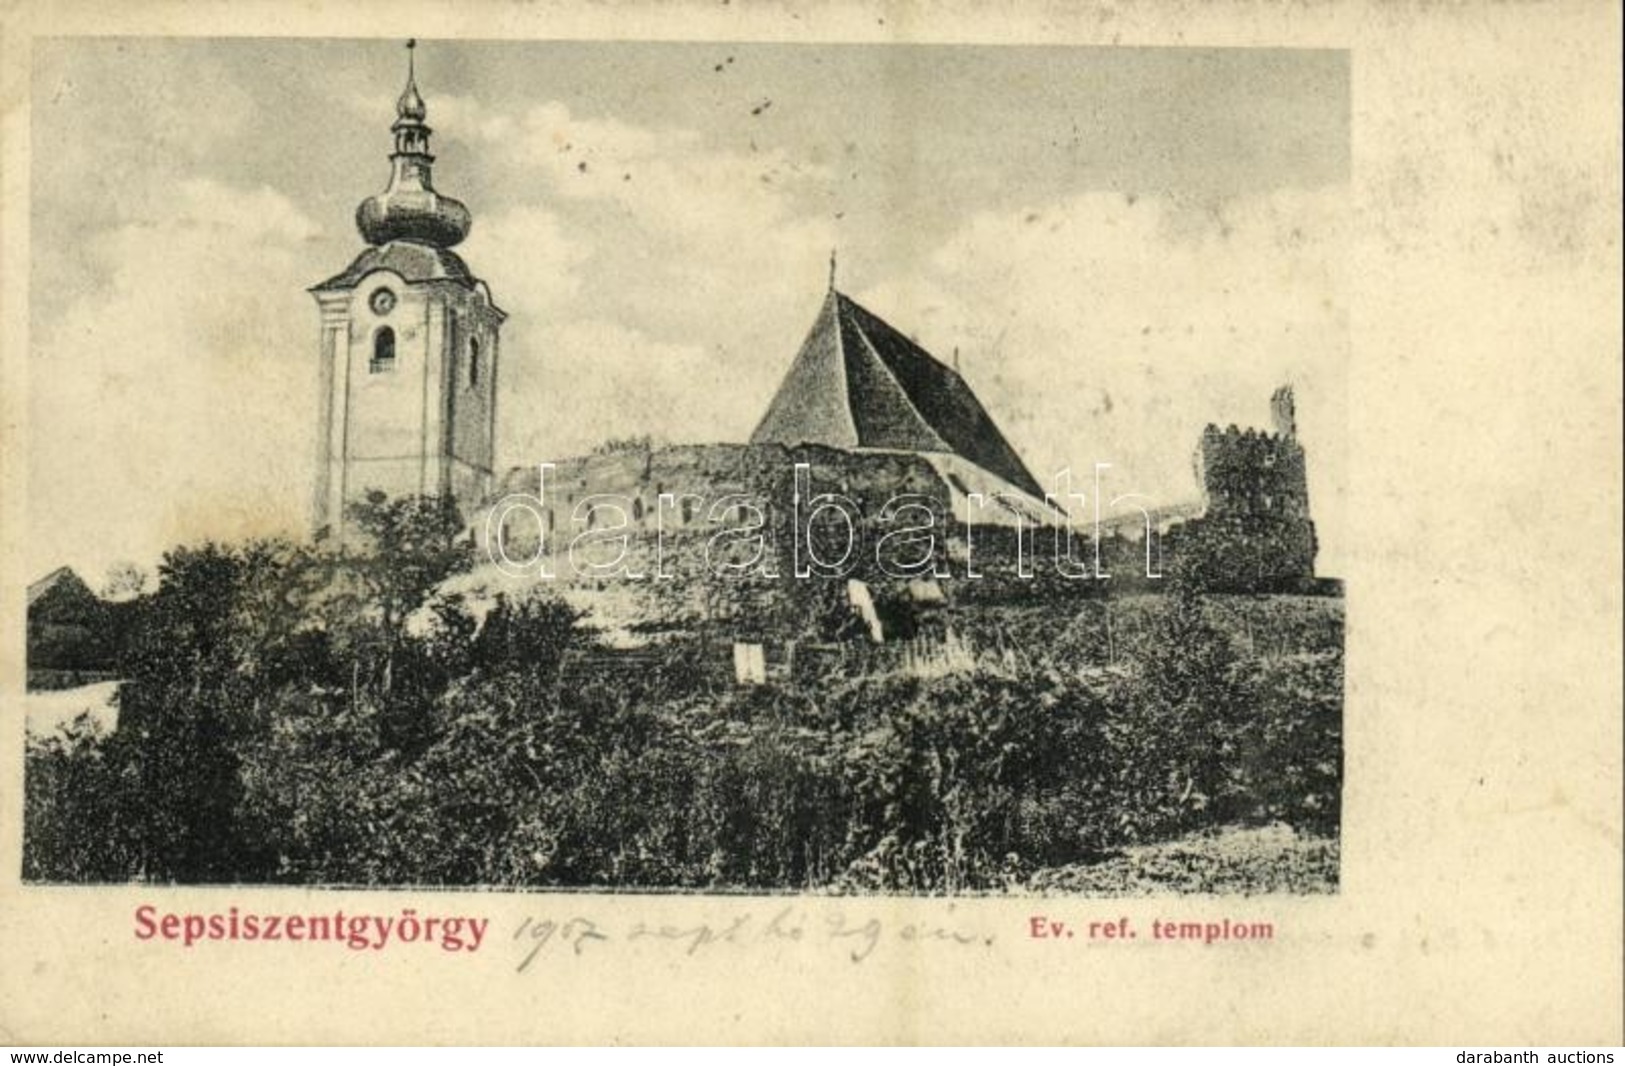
[481, 442, 965, 568]
[314, 270, 503, 534]
[339, 270, 438, 490]
[475, 410, 1326, 619]
[442, 294, 501, 508]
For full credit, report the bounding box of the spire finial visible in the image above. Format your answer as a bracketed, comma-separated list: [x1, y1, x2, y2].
[828, 248, 837, 292]
[396, 39, 427, 122]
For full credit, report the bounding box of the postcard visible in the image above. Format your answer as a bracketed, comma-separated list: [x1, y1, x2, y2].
[1, 0, 1618, 1046]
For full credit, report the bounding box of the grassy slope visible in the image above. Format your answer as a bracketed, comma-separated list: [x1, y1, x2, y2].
[1025, 824, 1339, 896]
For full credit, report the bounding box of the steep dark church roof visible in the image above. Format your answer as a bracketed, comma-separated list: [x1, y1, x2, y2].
[751, 289, 1046, 499]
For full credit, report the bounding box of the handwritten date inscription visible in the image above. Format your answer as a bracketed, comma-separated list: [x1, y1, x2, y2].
[513, 908, 993, 970]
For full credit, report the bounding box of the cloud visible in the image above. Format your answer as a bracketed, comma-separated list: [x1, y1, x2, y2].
[30, 178, 322, 578]
[499, 318, 722, 464]
[459, 202, 587, 316]
[487, 101, 838, 342]
[452, 97, 1348, 543]
[859, 186, 1349, 551]
[477, 101, 833, 233]
[453, 100, 842, 462]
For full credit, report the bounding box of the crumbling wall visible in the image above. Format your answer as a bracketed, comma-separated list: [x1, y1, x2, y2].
[470, 385, 1329, 642]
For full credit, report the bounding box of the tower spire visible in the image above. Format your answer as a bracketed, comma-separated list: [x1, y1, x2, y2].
[396, 38, 427, 124]
[356, 39, 471, 248]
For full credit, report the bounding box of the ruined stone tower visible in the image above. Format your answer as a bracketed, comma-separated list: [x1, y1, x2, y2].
[1184, 386, 1318, 587]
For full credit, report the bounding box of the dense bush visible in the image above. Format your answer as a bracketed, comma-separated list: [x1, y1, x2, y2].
[23, 498, 1342, 891]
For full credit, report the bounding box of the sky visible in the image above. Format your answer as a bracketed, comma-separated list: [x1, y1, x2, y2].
[27, 38, 1349, 582]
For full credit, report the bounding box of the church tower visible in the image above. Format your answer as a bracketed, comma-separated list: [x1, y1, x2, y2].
[310, 41, 505, 540]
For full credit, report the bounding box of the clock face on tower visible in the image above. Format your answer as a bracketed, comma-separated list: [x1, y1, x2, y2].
[369, 288, 397, 316]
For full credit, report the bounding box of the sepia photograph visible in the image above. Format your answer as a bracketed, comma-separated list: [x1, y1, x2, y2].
[21, 37, 1347, 895]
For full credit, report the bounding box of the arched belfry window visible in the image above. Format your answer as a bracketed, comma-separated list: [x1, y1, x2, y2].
[370, 327, 396, 374]
[469, 337, 481, 388]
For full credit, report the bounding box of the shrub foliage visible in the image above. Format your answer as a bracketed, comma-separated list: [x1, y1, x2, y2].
[24, 496, 1341, 891]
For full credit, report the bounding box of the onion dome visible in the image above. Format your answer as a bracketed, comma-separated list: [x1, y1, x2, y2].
[355, 40, 472, 249]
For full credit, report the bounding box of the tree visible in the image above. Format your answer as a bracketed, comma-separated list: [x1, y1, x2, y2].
[100, 561, 150, 601]
[1116, 590, 1246, 837]
[343, 492, 471, 634]
[320, 492, 473, 701]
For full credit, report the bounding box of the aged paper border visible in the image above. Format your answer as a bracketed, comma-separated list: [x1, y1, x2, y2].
[2, 0, 1620, 1046]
